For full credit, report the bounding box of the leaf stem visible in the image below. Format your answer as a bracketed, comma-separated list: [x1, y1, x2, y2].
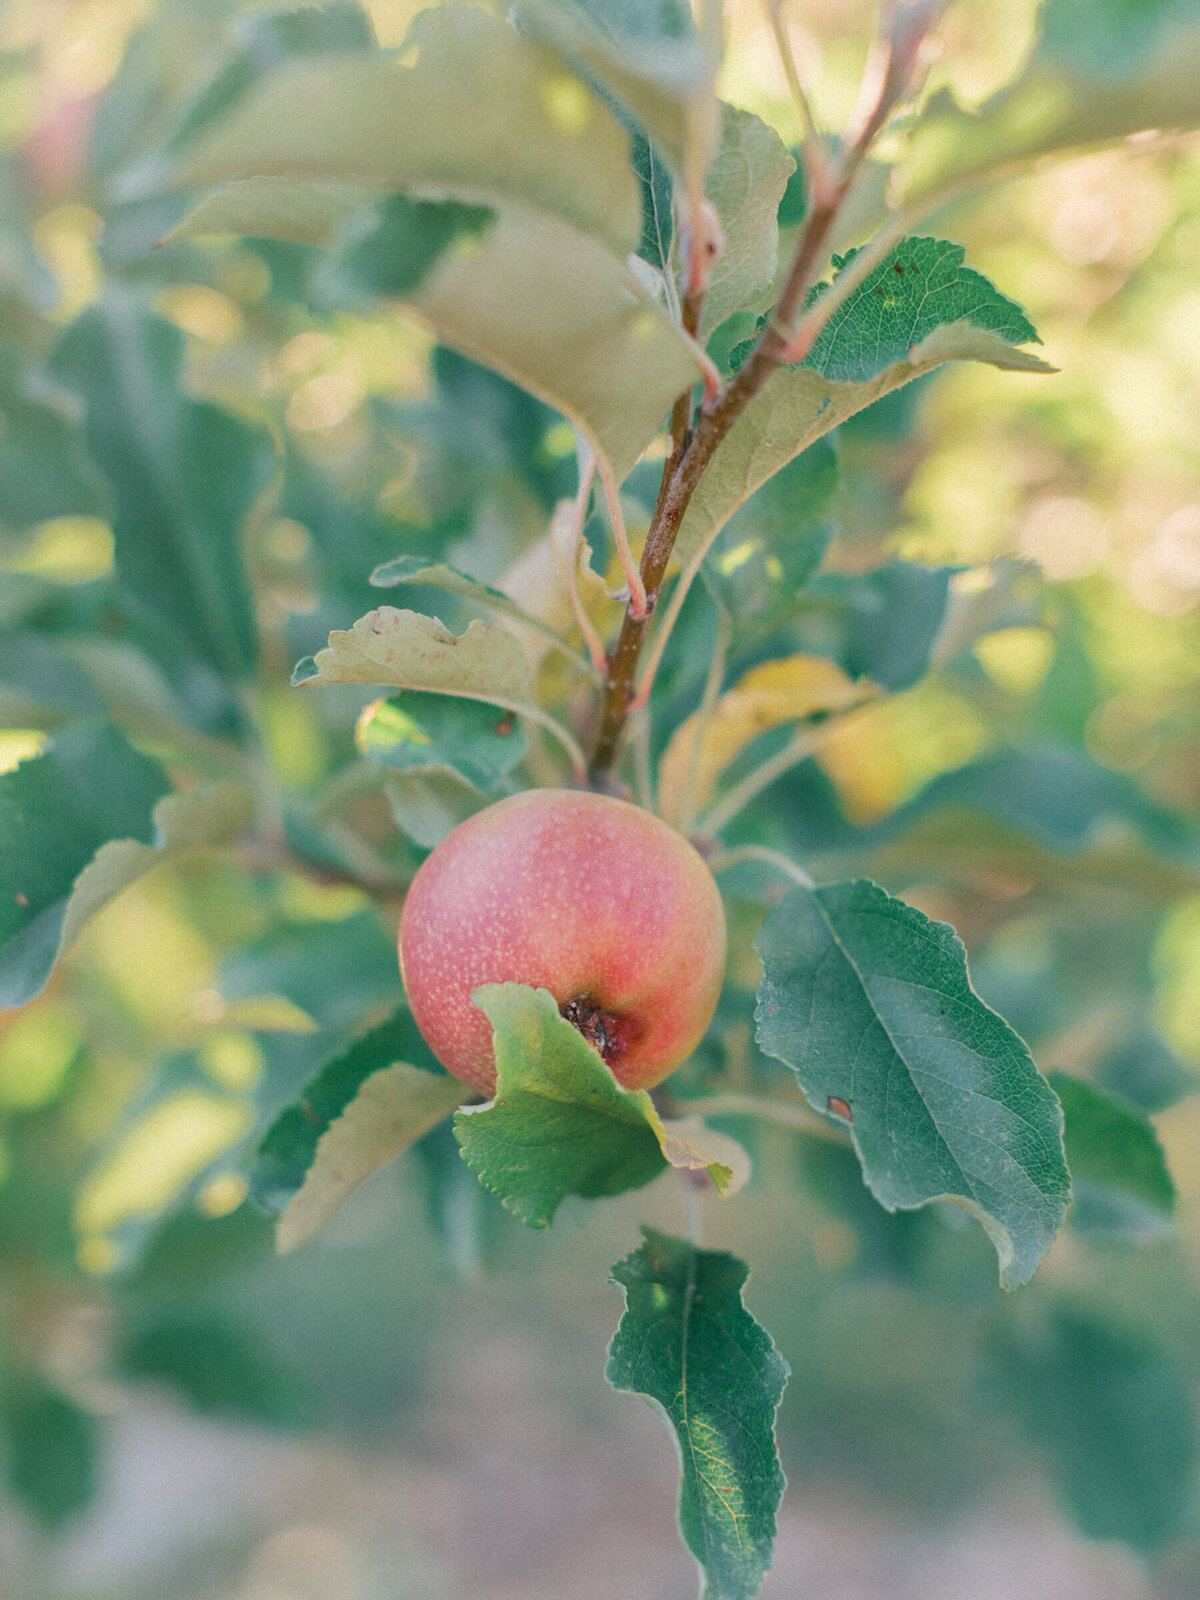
[698, 722, 825, 837]
[707, 845, 815, 889]
[763, 0, 825, 172]
[677, 601, 731, 838]
[597, 453, 648, 619]
[631, 706, 656, 814]
[691, 1092, 845, 1142]
[554, 447, 608, 676]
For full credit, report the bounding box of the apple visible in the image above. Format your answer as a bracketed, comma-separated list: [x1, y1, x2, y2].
[398, 788, 727, 1096]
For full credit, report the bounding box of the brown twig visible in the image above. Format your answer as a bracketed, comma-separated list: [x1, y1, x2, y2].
[586, 9, 936, 786]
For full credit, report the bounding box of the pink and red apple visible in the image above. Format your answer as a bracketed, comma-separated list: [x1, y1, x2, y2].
[398, 788, 727, 1096]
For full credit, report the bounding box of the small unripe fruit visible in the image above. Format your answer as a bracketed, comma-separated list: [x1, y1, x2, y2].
[399, 788, 727, 1096]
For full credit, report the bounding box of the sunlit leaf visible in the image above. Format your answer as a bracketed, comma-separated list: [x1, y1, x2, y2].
[357, 691, 528, 793]
[333, 203, 701, 482]
[659, 654, 873, 827]
[756, 880, 1070, 1287]
[177, 5, 642, 257]
[369, 554, 583, 665]
[296, 607, 532, 702]
[606, 1228, 788, 1600]
[803, 237, 1040, 383]
[167, 176, 374, 246]
[514, 0, 721, 198]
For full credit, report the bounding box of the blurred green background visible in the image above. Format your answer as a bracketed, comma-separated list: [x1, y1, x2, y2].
[1, 1, 1199, 1596]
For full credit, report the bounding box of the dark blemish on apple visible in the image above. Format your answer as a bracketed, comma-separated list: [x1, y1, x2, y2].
[874, 287, 885, 298]
[561, 995, 629, 1065]
[893, 262, 905, 275]
[828, 1096, 852, 1121]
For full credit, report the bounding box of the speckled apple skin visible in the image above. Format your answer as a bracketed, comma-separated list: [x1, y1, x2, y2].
[398, 789, 727, 1096]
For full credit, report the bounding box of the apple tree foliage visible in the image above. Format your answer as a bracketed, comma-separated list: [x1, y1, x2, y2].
[1, 1, 1199, 1593]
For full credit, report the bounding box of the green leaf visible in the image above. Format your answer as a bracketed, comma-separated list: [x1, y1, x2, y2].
[383, 766, 488, 849]
[454, 985, 667, 1225]
[993, 1309, 1196, 1551]
[704, 438, 837, 649]
[755, 880, 1070, 1288]
[1051, 1072, 1175, 1240]
[252, 1007, 442, 1215]
[331, 194, 494, 296]
[804, 237, 1040, 384]
[357, 691, 528, 793]
[118, 1314, 310, 1426]
[514, 0, 721, 197]
[632, 130, 674, 272]
[881, 742, 1198, 861]
[700, 106, 794, 339]
[0, 345, 106, 531]
[799, 562, 958, 692]
[0, 723, 168, 1009]
[454, 986, 746, 1227]
[369, 554, 586, 668]
[899, 7, 1200, 205]
[296, 606, 532, 704]
[676, 286, 1051, 566]
[276, 1060, 470, 1253]
[5, 1383, 98, 1530]
[606, 1228, 788, 1600]
[177, 5, 642, 258]
[49, 293, 274, 680]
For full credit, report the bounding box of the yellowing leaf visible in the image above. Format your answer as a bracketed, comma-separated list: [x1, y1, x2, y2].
[297, 607, 532, 702]
[658, 654, 874, 827]
[277, 1062, 469, 1253]
[298, 607, 588, 779]
[654, 1115, 751, 1197]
